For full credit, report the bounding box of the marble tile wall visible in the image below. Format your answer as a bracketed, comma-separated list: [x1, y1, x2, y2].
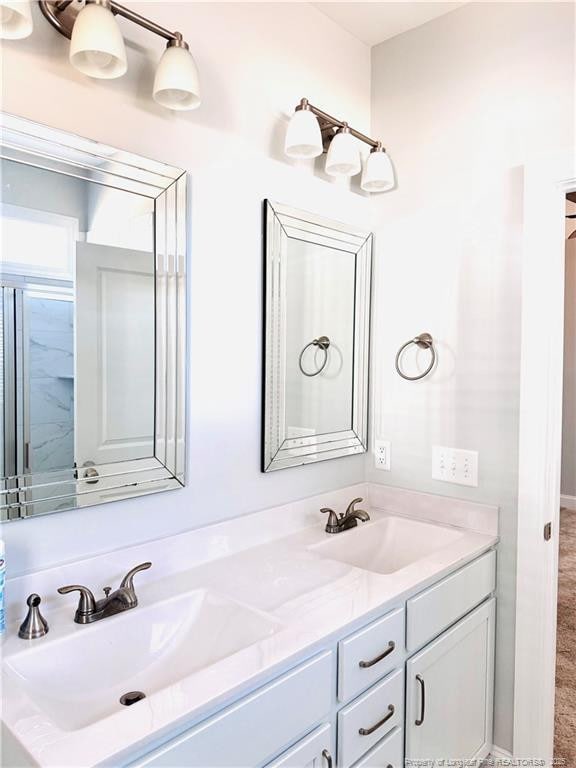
[27, 297, 74, 472]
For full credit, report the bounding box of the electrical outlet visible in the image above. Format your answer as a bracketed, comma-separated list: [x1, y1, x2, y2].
[374, 440, 391, 471]
[432, 445, 478, 487]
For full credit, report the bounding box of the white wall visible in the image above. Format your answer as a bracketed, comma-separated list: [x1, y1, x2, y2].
[562, 230, 576, 499]
[368, 1, 575, 752]
[0, 2, 371, 575]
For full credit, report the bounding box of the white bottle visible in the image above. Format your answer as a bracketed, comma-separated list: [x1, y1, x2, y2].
[0, 540, 5, 635]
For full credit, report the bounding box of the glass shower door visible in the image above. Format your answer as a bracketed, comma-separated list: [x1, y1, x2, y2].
[1, 286, 75, 487]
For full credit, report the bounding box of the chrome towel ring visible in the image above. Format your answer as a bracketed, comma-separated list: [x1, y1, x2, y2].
[395, 333, 436, 381]
[299, 336, 331, 377]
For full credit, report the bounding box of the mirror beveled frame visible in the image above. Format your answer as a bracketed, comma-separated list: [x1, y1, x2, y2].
[262, 200, 372, 472]
[0, 113, 187, 521]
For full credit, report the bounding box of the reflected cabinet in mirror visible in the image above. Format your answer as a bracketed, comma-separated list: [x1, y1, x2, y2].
[262, 201, 372, 472]
[0, 114, 186, 521]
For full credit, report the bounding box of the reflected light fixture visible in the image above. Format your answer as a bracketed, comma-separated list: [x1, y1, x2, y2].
[33, 0, 200, 109]
[285, 98, 394, 193]
[0, 0, 33, 39]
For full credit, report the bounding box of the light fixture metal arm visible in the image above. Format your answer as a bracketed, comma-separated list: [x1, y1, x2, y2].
[41, 0, 183, 44]
[109, 1, 179, 43]
[297, 98, 383, 152]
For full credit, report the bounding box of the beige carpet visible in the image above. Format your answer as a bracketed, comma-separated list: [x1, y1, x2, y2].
[555, 508, 576, 763]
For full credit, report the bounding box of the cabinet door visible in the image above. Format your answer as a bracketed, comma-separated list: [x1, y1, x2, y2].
[265, 724, 333, 768]
[405, 598, 495, 762]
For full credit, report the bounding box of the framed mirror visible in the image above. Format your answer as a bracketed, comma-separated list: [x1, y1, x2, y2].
[0, 114, 186, 521]
[262, 201, 372, 472]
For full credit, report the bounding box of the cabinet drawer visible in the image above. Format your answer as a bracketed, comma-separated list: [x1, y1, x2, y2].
[338, 669, 404, 768]
[338, 608, 404, 702]
[406, 550, 496, 652]
[133, 651, 333, 768]
[265, 724, 332, 768]
[352, 726, 403, 768]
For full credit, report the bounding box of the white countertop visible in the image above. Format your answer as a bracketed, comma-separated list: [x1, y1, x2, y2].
[1, 483, 498, 767]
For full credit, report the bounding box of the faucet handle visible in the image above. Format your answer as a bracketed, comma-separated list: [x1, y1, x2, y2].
[119, 562, 152, 592]
[345, 497, 364, 515]
[57, 584, 97, 619]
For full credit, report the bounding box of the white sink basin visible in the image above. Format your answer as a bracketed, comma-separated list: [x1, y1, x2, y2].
[310, 515, 465, 574]
[4, 589, 279, 731]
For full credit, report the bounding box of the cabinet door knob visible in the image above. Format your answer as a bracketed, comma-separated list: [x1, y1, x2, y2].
[322, 749, 333, 768]
[415, 674, 426, 726]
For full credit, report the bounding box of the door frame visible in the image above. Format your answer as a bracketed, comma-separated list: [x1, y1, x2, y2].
[513, 151, 576, 760]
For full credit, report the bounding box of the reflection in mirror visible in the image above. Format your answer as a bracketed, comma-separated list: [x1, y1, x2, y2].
[0, 113, 186, 521]
[286, 239, 354, 435]
[2, 160, 155, 479]
[262, 201, 372, 471]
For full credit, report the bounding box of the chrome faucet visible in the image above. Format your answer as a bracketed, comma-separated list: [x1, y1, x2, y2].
[321, 497, 370, 534]
[58, 562, 152, 624]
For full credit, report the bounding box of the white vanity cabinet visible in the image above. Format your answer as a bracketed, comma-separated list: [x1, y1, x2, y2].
[123, 549, 497, 768]
[405, 599, 495, 762]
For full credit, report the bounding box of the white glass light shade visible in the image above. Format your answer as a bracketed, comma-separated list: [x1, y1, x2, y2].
[0, 0, 32, 39]
[69, 3, 127, 80]
[361, 150, 395, 192]
[153, 45, 201, 111]
[325, 130, 361, 177]
[284, 109, 322, 159]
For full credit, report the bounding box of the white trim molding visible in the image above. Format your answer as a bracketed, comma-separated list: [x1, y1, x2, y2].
[560, 494, 576, 510]
[513, 151, 576, 760]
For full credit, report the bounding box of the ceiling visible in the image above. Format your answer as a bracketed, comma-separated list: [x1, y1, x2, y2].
[313, 2, 465, 46]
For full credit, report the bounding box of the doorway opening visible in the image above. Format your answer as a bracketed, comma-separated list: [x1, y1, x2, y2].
[555, 192, 576, 762]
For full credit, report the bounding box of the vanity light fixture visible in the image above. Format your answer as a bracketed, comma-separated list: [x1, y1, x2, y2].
[325, 124, 361, 177]
[284, 100, 323, 158]
[153, 35, 201, 111]
[0, 0, 33, 39]
[361, 143, 395, 192]
[69, 0, 126, 79]
[285, 98, 394, 192]
[36, 0, 201, 109]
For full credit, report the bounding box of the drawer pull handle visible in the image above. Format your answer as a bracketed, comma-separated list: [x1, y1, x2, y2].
[415, 674, 426, 726]
[358, 704, 395, 736]
[322, 749, 333, 768]
[359, 641, 395, 668]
